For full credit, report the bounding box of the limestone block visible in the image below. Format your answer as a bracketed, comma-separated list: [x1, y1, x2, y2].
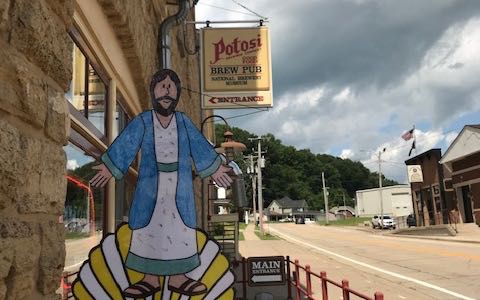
[0, 0, 11, 41]
[14, 53, 48, 129]
[45, 85, 68, 145]
[0, 119, 23, 211]
[0, 217, 33, 239]
[0, 245, 13, 300]
[17, 139, 66, 215]
[9, 0, 72, 90]
[0, 45, 22, 114]
[15, 136, 43, 214]
[37, 220, 65, 295]
[6, 236, 41, 300]
[44, 0, 74, 28]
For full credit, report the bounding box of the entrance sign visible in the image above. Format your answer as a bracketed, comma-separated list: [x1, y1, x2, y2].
[201, 27, 273, 109]
[407, 165, 424, 183]
[247, 256, 285, 286]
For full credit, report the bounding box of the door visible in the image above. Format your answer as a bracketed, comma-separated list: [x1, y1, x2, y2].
[461, 186, 474, 223]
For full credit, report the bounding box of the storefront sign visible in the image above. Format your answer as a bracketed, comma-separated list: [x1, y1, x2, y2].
[247, 256, 285, 286]
[201, 27, 273, 109]
[407, 165, 424, 183]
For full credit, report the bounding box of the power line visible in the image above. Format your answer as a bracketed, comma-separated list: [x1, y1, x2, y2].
[230, 0, 268, 20]
[197, 2, 259, 17]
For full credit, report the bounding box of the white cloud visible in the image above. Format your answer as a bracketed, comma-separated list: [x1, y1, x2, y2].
[333, 87, 352, 103]
[340, 149, 354, 159]
[67, 159, 79, 170]
[445, 131, 459, 145]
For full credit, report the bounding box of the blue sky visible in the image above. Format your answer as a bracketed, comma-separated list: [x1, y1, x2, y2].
[196, 0, 480, 183]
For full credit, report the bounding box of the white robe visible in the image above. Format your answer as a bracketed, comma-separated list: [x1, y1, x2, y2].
[129, 114, 197, 262]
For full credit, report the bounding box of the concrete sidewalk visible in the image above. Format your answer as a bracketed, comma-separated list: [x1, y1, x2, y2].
[240, 223, 260, 241]
[351, 222, 480, 244]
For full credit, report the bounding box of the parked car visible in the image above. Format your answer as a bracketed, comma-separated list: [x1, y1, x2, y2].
[295, 217, 305, 224]
[406, 214, 416, 227]
[279, 217, 293, 223]
[371, 215, 396, 229]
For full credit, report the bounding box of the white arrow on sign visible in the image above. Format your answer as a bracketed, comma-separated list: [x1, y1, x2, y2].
[251, 275, 283, 283]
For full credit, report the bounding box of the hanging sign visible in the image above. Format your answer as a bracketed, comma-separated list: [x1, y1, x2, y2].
[407, 165, 424, 183]
[201, 27, 273, 109]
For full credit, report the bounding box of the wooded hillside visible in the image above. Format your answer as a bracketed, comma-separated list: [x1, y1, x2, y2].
[215, 125, 398, 210]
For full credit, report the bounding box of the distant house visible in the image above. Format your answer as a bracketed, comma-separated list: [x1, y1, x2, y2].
[266, 196, 308, 221]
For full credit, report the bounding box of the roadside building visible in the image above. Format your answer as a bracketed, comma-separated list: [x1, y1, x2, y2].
[355, 185, 413, 217]
[405, 149, 454, 226]
[440, 125, 480, 225]
[0, 0, 204, 298]
[266, 196, 308, 221]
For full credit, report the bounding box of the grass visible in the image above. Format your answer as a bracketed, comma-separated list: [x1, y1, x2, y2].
[239, 231, 245, 241]
[254, 226, 280, 240]
[316, 217, 371, 226]
[239, 223, 247, 230]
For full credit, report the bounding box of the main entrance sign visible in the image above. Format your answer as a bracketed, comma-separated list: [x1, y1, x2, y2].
[247, 256, 285, 286]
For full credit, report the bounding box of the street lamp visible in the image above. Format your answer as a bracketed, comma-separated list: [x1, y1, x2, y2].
[200, 115, 247, 213]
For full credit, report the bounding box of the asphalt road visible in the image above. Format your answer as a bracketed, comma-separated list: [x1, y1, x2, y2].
[241, 223, 480, 300]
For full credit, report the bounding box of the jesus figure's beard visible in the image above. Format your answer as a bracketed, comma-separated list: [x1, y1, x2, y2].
[153, 96, 178, 116]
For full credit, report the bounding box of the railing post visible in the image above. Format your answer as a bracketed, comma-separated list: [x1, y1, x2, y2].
[242, 257, 247, 300]
[286, 256, 293, 300]
[294, 259, 301, 300]
[320, 271, 328, 300]
[342, 279, 350, 300]
[305, 265, 312, 299]
[374, 292, 384, 300]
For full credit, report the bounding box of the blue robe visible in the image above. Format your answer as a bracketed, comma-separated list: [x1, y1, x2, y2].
[101, 110, 221, 230]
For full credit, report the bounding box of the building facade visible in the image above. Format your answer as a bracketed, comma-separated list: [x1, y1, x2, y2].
[0, 0, 206, 298]
[405, 149, 454, 226]
[440, 125, 480, 226]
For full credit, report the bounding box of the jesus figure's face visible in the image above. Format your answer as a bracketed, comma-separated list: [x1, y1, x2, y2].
[153, 76, 178, 116]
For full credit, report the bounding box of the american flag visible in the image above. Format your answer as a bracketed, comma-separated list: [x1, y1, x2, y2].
[401, 128, 414, 141]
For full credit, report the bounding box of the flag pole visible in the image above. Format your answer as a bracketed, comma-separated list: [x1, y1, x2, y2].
[413, 124, 417, 156]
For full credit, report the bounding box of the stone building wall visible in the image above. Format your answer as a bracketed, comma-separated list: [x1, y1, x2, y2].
[0, 0, 73, 299]
[0, 0, 203, 298]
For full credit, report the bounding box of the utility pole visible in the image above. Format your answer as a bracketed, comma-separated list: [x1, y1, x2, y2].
[378, 149, 385, 228]
[247, 154, 257, 224]
[342, 192, 346, 218]
[257, 138, 264, 235]
[249, 137, 265, 235]
[322, 172, 329, 225]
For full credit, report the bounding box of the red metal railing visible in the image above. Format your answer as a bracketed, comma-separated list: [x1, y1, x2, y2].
[287, 257, 384, 300]
[61, 271, 78, 299]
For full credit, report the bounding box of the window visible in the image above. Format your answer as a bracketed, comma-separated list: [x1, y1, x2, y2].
[64, 142, 105, 270]
[66, 43, 107, 135]
[62, 28, 139, 280]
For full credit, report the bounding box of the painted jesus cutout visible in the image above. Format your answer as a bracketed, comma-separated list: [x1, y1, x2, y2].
[72, 69, 235, 299]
